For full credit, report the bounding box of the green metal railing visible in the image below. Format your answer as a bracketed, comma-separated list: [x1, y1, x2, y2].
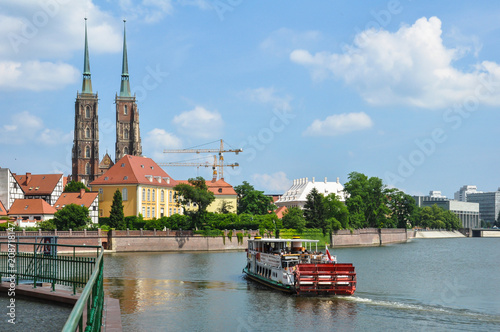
[0, 241, 105, 331]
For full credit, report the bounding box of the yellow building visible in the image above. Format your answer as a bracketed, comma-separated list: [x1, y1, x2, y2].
[177, 178, 238, 214]
[90, 155, 181, 219]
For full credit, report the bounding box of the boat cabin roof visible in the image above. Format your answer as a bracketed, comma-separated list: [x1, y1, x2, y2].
[248, 238, 319, 243]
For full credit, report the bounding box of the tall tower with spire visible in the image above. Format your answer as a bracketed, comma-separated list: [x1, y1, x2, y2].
[72, 18, 99, 184]
[115, 20, 142, 162]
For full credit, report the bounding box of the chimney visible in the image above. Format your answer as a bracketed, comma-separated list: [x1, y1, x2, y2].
[79, 188, 85, 198]
[25, 172, 32, 185]
[324, 177, 327, 183]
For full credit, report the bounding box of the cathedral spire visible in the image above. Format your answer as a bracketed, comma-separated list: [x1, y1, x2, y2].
[82, 18, 92, 94]
[119, 19, 131, 97]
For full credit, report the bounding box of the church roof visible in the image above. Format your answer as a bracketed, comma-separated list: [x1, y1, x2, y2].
[90, 155, 177, 187]
[54, 190, 98, 210]
[9, 199, 57, 215]
[99, 153, 115, 169]
[14, 173, 63, 196]
[81, 18, 93, 94]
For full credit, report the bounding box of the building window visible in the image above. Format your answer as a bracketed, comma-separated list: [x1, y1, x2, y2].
[152, 207, 155, 218]
[169, 191, 172, 203]
[142, 188, 146, 201]
[99, 209, 103, 217]
[99, 188, 103, 194]
[147, 207, 150, 218]
[124, 105, 128, 115]
[152, 189, 155, 201]
[160, 208, 164, 217]
[122, 188, 128, 201]
[85, 106, 90, 118]
[124, 128, 129, 139]
[85, 127, 90, 138]
[169, 208, 172, 216]
[147, 189, 150, 201]
[85, 163, 91, 175]
[161, 190, 164, 202]
[124, 146, 129, 155]
[85, 146, 91, 158]
[142, 206, 145, 216]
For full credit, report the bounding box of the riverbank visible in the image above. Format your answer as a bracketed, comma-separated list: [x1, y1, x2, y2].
[413, 230, 465, 238]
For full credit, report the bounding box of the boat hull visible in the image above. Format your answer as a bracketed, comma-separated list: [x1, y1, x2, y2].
[242, 267, 295, 293]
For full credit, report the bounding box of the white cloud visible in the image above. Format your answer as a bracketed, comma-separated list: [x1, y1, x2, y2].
[173, 106, 224, 139]
[303, 112, 373, 136]
[0, 111, 70, 145]
[0, 1, 121, 91]
[291, 16, 500, 109]
[0, 60, 79, 91]
[119, 0, 174, 23]
[144, 128, 183, 160]
[241, 87, 292, 111]
[260, 28, 321, 57]
[252, 171, 292, 193]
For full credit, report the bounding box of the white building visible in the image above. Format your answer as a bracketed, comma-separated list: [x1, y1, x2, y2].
[0, 168, 25, 210]
[275, 177, 345, 209]
[454, 185, 482, 202]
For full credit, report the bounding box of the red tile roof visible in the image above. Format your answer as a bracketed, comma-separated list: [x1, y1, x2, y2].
[177, 178, 237, 196]
[9, 199, 57, 215]
[0, 200, 7, 216]
[275, 206, 288, 219]
[54, 190, 98, 210]
[90, 155, 177, 187]
[14, 173, 62, 196]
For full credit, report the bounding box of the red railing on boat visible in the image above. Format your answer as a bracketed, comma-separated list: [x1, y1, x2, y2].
[295, 263, 356, 295]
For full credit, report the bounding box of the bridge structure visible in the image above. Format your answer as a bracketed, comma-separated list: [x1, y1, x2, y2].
[470, 228, 500, 237]
[0, 238, 115, 331]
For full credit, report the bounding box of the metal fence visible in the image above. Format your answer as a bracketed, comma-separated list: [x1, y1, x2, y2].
[0, 241, 104, 331]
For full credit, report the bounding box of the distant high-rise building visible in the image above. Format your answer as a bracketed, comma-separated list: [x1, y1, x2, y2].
[115, 20, 142, 162]
[454, 185, 482, 202]
[72, 18, 99, 185]
[466, 190, 500, 224]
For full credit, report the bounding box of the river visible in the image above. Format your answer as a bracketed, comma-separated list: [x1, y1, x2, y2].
[103, 238, 500, 331]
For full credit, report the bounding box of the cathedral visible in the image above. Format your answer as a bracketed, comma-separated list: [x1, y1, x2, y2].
[72, 19, 142, 184]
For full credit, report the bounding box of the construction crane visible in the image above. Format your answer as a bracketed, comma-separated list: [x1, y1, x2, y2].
[159, 155, 239, 181]
[162, 139, 242, 180]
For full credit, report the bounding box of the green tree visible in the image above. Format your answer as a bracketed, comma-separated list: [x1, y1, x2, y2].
[174, 177, 215, 230]
[386, 188, 416, 228]
[217, 200, 234, 214]
[282, 206, 306, 232]
[344, 172, 389, 228]
[109, 189, 125, 229]
[64, 180, 89, 193]
[303, 188, 327, 233]
[38, 219, 56, 231]
[324, 193, 349, 229]
[234, 181, 274, 215]
[53, 204, 90, 230]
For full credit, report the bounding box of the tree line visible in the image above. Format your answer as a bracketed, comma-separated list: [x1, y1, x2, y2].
[18, 174, 462, 232]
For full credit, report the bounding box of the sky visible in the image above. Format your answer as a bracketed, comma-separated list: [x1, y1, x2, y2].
[1, 0, 500, 197]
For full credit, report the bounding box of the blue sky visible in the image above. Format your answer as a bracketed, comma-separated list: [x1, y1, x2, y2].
[1, 0, 500, 197]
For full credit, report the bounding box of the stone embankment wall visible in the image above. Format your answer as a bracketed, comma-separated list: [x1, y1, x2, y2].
[0, 229, 105, 252]
[332, 228, 410, 247]
[108, 229, 258, 252]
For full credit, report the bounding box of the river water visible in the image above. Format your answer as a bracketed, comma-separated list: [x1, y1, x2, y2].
[103, 238, 500, 331]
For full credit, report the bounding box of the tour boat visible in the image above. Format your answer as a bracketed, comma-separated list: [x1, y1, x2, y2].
[243, 236, 356, 296]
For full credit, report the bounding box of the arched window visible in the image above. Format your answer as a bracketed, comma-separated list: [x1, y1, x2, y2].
[161, 190, 164, 202]
[85, 163, 91, 175]
[85, 127, 90, 138]
[124, 128, 129, 139]
[147, 189, 150, 201]
[123, 147, 129, 155]
[85, 106, 90, 118]
[142, 188, 146, 201]
[85, 146, 90, 158]
[152, 189, 155, 201]
[122, 188, 128, 201]
[124, 105, 128, 115]
[169, 191, 173, 202]
[152, 207, 155, 218]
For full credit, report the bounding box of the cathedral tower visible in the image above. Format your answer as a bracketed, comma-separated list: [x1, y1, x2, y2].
[72, 18, 99, 184]
[115, 20, 142, 162]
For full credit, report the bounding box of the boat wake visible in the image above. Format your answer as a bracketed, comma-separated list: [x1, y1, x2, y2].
[340, 295, 500, 324]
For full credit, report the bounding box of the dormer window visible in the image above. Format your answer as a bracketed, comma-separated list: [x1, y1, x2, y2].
[124, 176, 128, 180]
[104, 177, 109, 181]
[29, 187, 33, 190]
[121, 163, 125, 167]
